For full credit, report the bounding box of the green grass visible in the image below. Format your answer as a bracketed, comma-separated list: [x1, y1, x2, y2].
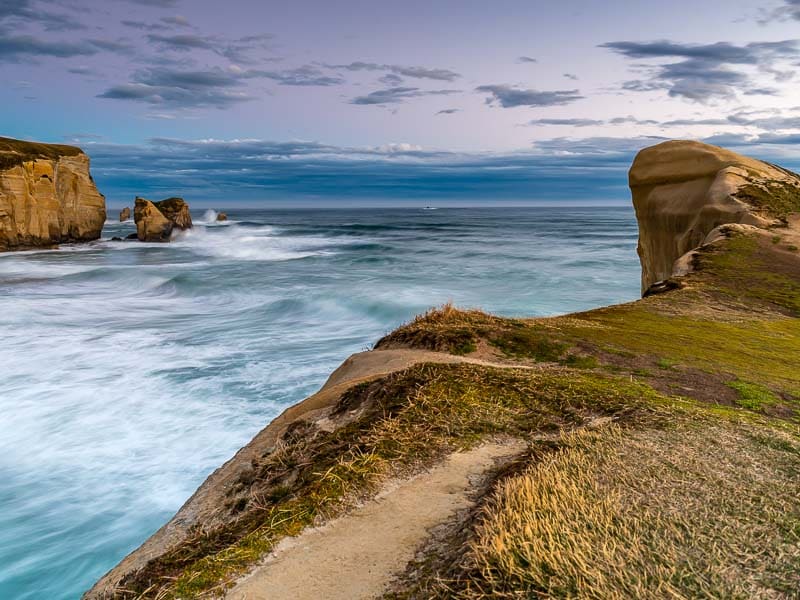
[727, 380, 782, 411]
[734, 181, 800, 219]
[488, 326, 567, 361]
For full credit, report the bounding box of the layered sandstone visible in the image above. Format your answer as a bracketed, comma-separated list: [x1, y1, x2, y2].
[133, 197, 192, 242]
[0, 137, 106, 251]
[630, 140, 800, 293]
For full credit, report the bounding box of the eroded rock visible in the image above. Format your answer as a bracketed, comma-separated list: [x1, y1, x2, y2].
[134, 198, 173, 242]
[630, 140, 800, 294]
[119, 207, 131, 222]
[153, 197, 192, 230]
[133, 196, 193, 242]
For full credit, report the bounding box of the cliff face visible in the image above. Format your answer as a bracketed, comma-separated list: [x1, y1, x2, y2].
[0, 137, 106, 251]
[630, 140, 800, 294]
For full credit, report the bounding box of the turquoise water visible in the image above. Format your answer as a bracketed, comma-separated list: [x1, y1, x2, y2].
[0, 207, 640, 599]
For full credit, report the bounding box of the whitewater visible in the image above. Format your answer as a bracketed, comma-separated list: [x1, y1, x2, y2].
[0, 207, 640, 599]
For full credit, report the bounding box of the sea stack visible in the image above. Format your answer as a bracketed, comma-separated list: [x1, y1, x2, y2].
[216, 212, 228, 221]
[119, 207, 131, 222]
[133, 196, 192, 242]
[629, 140, 800, 294]
[0, 136, 106, 251]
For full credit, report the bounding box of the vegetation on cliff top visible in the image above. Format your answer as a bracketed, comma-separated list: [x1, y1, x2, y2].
[0, 136, 83, 171]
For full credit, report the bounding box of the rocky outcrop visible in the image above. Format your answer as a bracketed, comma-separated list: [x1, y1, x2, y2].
[134, 198, 173, 242]
[119, 207, 131, 222]
[133, 197, 192, 242]
[217, 212, 228, 222]
[630, 140, 800, 294]
[0, 137, 106, 251]
[153, 197, 192, 230]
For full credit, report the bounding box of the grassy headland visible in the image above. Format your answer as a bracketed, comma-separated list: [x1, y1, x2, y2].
[109, 219, 800, 599]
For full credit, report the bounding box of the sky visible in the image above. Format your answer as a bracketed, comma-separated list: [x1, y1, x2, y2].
[2, 0, 800, 206]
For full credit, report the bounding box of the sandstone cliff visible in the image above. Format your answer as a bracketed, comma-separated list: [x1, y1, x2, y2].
[85, 142, 800, 600]
[630, 139, 800, 294]
[134, 197, 192, 242]
[0, 137, 106, 251]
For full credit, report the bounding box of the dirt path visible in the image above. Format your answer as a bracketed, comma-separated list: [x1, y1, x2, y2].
[225, 440, 526, 600]
[87, 349, 537, 598]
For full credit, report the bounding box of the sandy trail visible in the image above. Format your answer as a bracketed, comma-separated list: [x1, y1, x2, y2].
[225, 440, 525, 600]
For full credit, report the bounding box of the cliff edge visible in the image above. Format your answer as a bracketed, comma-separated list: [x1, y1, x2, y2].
[0, 137, 106, 251]
[86, 141, 800, 600]
[630, 139, 800, 294]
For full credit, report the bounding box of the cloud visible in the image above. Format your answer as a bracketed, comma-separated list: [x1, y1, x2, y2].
[527, 118, 603, 127]
[379, 73, 404, 86]
[563, 73, 579, 80]
[161, 15, 191, 28]
[218, 33, 275, 65]
[436, 108, 460, 115]
[98, 63, 344, 109]
[254, 65, 344, 86]
[0, 35, 98, 61]
[87, 39, 134, 53]
[121, 20, 170, 31]
[99, 83, 251, 108]
[601, 39, 800, 102]
[517, 56, 538, 63]
[475, 85, 584, 108]
[98, 66, 255, 109]
[83, 136, 645, 203]
[760, 0, 800, 22]
[351, 86, 460, 105]
[328, 62, 460, 81]
[68, 66, 98, 75]
[147, 33, 215, 51]
[78, 133, 800, 204]
[123, 0, 179, 6]
[783, 0, 800, 19]
[521, 109, 800, 132]
[0, 0, 86, 32]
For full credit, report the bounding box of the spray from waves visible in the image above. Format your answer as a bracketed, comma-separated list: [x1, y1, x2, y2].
[199, 209, 236, 226]
[171, 222, 360, 262]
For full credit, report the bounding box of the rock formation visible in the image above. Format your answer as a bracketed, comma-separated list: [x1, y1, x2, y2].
[0, 136, 106, 251]
[630, 139, 800, 294]
[133, 197, 192, 242]
[119, 207, 131, 222]
[217, 212, 228, 221]
[134, 198, 174, 242]
[153, 197, 192, 230]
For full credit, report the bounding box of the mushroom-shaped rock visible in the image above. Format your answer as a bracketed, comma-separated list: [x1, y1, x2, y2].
[630, 140, 800, 294]
[119, 207, 131, 222]
[134, 198, 173, 242]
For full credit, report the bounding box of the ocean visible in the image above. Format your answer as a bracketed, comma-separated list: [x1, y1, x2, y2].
[0, 207, 640, 599]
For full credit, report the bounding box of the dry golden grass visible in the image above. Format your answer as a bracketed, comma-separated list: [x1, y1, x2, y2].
[456, 422, 800, 599]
